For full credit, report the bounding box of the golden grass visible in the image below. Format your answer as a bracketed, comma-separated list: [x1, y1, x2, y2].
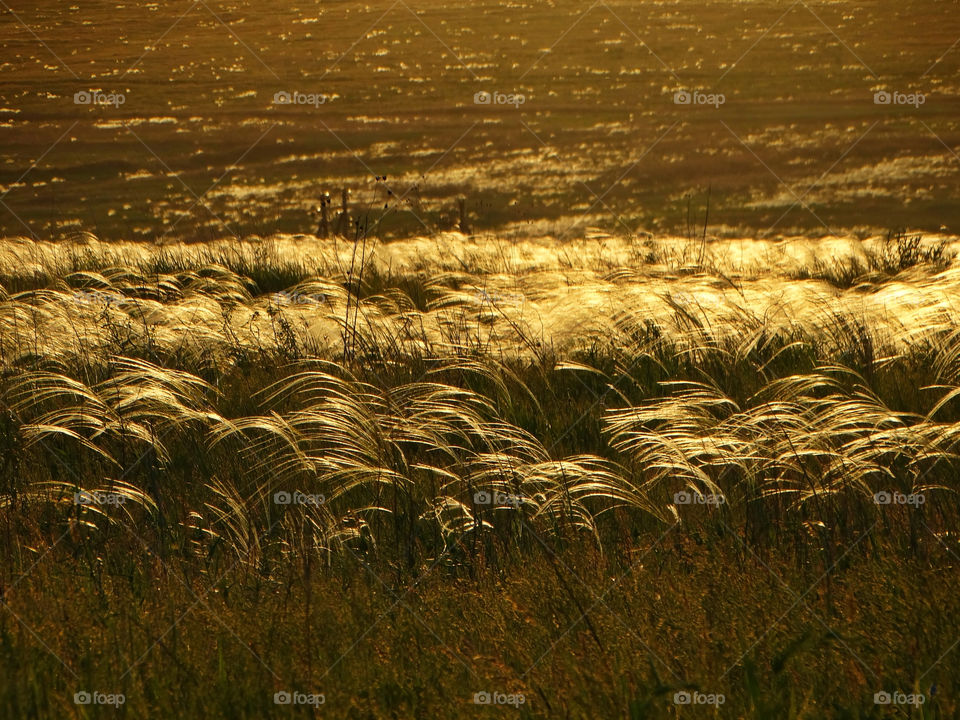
[2, 230, 959, 567]
[3, 231, 960, 717]
[1, 232, 959, 372]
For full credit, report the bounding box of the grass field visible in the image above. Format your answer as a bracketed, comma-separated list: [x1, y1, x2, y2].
[4, 0, 960, 718]
[2, 0, 960, 241]
[2, 231, 960, 717]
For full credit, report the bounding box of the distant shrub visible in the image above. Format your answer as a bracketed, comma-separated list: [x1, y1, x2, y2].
[792, 230, 955, 289]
